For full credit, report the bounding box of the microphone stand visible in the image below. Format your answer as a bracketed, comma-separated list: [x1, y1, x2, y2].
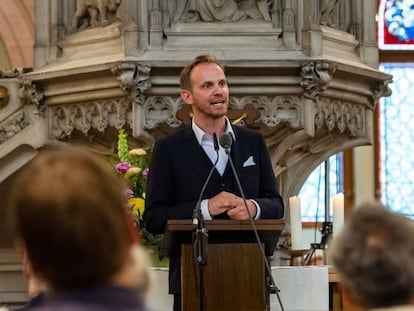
[192, 134, 219, 311]
[304, 160, 333, 265]
[221, 133, 285, 311]
[192, 202, 208, 311]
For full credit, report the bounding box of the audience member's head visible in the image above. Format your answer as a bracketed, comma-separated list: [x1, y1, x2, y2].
[7, 144, 137, 291]
[329, 202, 414, 309]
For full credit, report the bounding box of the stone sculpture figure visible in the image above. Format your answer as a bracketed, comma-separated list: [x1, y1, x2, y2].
[320, 0, 339, 27]
[174, 0, 271, 22]
[71, 0, 122, 32]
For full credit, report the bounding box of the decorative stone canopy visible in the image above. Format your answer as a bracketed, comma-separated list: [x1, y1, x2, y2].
[0, 0, 392, 205]
[0, 1, 395, 306]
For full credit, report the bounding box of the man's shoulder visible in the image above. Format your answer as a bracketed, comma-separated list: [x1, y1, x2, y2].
[232, 125, 262, 140]
[20, 305, 146, 311]
[156, 127, 192, 146]
[19, 287, 147, 311]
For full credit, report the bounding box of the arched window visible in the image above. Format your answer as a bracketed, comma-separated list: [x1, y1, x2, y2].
[298, 155, 343, 222]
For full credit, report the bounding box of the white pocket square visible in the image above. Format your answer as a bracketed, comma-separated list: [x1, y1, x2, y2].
[243, 156, 256, 167]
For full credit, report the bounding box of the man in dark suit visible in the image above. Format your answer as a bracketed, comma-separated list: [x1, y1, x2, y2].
[143, 54, 284, 311]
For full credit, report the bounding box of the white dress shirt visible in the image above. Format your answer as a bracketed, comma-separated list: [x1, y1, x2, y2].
[191, 118, 261, 220]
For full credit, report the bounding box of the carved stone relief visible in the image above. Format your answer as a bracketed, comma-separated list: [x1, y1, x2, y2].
[0, 111, 30, 145]
[320, 0, 340, 28]
[111, 62, 151, 139]
[17, 77, 45, 116]
[371, 80, 393, 110]
[0, 68, 45, 116]
[256, 96, 303, 129]
[315, 98, 365, 137]
[172, 0, 272, 22]
[143, 96, 182, 130]
[70, 0, 123, 32]
[300, 61, 337, 100]
[50, 98, 130, 139]
[0, 68, 27, 79]
[111, 62, 151, 105]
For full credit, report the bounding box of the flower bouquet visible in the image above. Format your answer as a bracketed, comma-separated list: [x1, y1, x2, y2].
[115, 130, 165, 263]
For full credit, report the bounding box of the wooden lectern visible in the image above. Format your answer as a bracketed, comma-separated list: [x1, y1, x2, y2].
[164, 219, 284, 311]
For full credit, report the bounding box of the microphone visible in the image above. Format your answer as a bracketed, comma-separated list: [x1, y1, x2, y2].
[218, 132, 232, 153]
[218, 132, 285, 311]
[192, 133, 220, 266]
[213, 131, 220, 151]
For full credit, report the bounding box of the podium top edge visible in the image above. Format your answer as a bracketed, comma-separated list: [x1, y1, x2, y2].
[166, 219, 285, 231]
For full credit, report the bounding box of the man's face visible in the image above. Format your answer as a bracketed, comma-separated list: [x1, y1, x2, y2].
[181, 63, 229, 121]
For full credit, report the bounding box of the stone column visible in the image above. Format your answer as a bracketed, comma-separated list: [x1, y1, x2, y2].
[301, 0, 322, 57]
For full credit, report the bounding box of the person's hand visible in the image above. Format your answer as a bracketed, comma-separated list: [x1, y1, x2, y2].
[227, 199, 257, 220]
[208, 191, 239, 216]
[208, 191, 257, 220]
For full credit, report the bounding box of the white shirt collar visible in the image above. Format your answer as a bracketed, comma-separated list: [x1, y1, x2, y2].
[192, 117, 235, 145]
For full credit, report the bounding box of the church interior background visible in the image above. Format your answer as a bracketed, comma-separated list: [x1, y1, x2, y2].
[0, 0, 408, 310]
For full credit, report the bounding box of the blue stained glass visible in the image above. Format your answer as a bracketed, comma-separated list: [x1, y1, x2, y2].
[298, 154, 343, 222]
[380, 63, 414, 217]
[379, 0, 414, 49]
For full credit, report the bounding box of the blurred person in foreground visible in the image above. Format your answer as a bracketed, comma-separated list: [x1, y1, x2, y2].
[329, 202, 414, 311]
[7, 145, 148, 311]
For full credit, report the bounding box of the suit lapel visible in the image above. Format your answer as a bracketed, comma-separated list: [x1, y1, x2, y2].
[226, 126, 242, 174]
[181, 127, 213, 181]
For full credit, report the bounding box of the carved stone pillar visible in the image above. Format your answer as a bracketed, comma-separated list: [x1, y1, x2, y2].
[282, 1, 296, 49]
[111, 61, 152, 141]
[149, 0, 163, 48]
[302, 0, 323, 56]
[119, 0, 143, 56]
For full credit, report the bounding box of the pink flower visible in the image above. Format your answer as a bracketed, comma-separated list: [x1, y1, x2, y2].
[116, 162, 131, 173]
[124, 188, 134, 199]
[143, 168, 149, 179]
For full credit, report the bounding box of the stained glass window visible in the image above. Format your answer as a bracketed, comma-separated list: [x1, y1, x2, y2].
[379, 63, 414, 217]
[299, 154, 343, 222]
[378, 0, 414, 50]
[378, 0, 414, 216]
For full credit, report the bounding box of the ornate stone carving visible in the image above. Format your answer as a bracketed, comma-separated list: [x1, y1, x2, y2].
[370, 79, 393, 110]
[319, 0, 340, 28]
[0, 69, 45, 115]
[0, 111, 30, 145]
[50, 98, 130, 139]
[111, 62, 151, 104]
[144, 96, 183, 129]
[0, 68, 26, 78]
[173, 0, 272, 22]
[112, 61, 152, 138]
[17, 77, 46, 116]
[0, 85, 10, 109]
[247, 96, 303, 129]
[300, 61, 337, 100]
[315, 98, 365, 137]
[70, 0, 123, 32]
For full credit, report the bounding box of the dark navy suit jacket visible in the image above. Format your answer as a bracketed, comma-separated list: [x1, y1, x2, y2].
[143, 124, 284, 293]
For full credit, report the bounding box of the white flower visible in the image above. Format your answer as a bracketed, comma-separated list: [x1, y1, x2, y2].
[125, 167, 142, 178]
[129, 148, 147, 156]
